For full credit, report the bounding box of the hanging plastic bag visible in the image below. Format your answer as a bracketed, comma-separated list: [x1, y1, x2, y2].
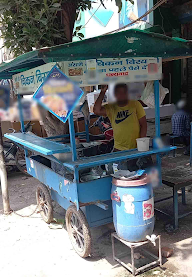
[141, 81, 169, 108]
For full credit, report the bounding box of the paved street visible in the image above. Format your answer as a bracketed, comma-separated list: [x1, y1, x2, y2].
[0, 171, 191, 277]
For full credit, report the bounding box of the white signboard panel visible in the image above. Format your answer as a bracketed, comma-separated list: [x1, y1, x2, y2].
[13, 62, 56, 94]
[13, 57, 162, 94]
[64, 57, 162, 87]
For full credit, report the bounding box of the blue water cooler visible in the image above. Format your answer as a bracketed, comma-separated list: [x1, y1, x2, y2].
[111, 175, 154, 242]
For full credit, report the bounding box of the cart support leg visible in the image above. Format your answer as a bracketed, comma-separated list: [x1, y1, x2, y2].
[159, 236, 162, 267]
[131, 247, 136, 276]
[17, 94, 28, 158]
[17, 94, 25, 133]
[0, 120, 10, 214]
[68, 113, 77, 161]
[154, 80, 160, 138]
[173, 187, 179, 229]
[85, 119, 90, 143]
[154, 80, 162, 184]
[112, 234, 115, 260]
[74, 167, 79, 211]
[182, 187, 186, 205]
[190, 122, 192, 167]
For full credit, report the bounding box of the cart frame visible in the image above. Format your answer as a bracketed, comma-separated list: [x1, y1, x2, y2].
[4, 50, 179, 258]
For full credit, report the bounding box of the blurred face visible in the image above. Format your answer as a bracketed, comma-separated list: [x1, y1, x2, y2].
[115, 87, 129, 105]
[177, 99, 186, 110]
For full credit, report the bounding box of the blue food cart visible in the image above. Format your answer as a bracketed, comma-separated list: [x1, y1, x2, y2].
[2, 29, 192, 257]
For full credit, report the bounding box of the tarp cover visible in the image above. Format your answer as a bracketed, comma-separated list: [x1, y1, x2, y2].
[0, 28, 192, 79]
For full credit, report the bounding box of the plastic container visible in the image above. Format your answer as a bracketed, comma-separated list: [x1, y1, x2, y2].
[136, 137, 150, 151]
[111, 175, 154, 242]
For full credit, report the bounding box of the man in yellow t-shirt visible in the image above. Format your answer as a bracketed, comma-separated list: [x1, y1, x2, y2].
[93, 83, 147, 151]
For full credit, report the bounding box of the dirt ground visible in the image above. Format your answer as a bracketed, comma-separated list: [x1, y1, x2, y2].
[1, 152, 192, 277]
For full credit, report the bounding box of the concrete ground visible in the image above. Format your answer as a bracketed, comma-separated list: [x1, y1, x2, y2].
[0, 151, 192, 277]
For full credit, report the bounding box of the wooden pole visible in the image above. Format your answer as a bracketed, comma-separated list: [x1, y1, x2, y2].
[0, 120, 10, 214]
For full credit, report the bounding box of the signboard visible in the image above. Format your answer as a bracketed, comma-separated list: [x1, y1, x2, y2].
[13, 57, 162, 94]
[33, 65, 84, 123]
[63, 60, 86, 87]
[13, 62, 56, 95]
[64, 57, 162, 86]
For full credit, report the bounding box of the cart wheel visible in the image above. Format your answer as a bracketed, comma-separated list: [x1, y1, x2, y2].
[66, 205, 91, 258]
[36, 184, 53, 224]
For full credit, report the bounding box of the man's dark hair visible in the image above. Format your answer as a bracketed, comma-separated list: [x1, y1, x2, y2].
[114, 83, 128, 94]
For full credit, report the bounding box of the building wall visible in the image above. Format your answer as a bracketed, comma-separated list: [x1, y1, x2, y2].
[73, 1, 119, 41]
[152, 2, 182, 104]
[74, 1, 186, 106]
[74, 0, 153, 41]
[181, 22, 192, 109]
[0, 30, 14, 64]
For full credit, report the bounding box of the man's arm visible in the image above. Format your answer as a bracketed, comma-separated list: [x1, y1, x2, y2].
[139, 116, 147, 138]
[93, 85, 107, 116]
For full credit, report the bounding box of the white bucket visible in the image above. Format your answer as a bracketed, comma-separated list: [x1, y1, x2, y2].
[136, 137, 150, 152]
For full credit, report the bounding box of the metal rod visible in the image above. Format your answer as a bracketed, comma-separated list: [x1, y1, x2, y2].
[111, 234, 115, 261]
[74, 167, 79, 211]
[17, 94, 25, 132]
[169, 73, 172, 104]
[131, 247, 135, 276]
[173, 187, 179, 229]
[190, 122, 192, 166]
[63, 146, 176, 170]
[159, 236, 162, 267]
[17, 95, 28, 159]
[68, 113, 77, 161]
[154, 208, 172, 218]
[154, 80, 160, 137]
[112, 232, 161, 275]
[0, 120, 10, 214]
[141, 248, 159, 260]
[114, 257, 133, 274]
[182, 187, 186, 205]
[136, 260, 160, 273]
[85, 119, 90, 143]
[45, 131, 87, 140]
[155, 196, 173, 203]
[178, 211, 192, 219]
[154, 80, 162, 184]
[94, 201, 108, 210]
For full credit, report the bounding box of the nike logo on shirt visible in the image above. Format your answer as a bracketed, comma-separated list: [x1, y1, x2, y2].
[115, 110, 132, 124]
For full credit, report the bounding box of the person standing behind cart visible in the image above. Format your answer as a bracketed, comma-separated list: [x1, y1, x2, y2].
[93, 84, 150, 171]
[172, 99, 191, 155]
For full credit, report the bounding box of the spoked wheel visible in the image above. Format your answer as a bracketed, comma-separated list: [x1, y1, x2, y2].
[66, 205, 91, 258]
[36, 184, 53, 223]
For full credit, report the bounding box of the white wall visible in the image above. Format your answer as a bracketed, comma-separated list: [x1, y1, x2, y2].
[0, 30, 13, 64]
[145, 104, 176, 120]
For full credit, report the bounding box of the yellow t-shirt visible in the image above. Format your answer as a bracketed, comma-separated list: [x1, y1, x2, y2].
[105, 100, 146, 150]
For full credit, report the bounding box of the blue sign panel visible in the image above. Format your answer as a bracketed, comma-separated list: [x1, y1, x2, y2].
[33, 65, 84, 123]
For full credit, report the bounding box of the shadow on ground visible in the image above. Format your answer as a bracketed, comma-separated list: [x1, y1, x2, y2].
[0, 150, 192, 276]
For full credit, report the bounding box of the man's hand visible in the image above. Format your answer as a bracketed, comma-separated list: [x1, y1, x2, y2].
[93, 85, 108, 116]
[139, 116, 147, 138]
[101, 85, 108, 93]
